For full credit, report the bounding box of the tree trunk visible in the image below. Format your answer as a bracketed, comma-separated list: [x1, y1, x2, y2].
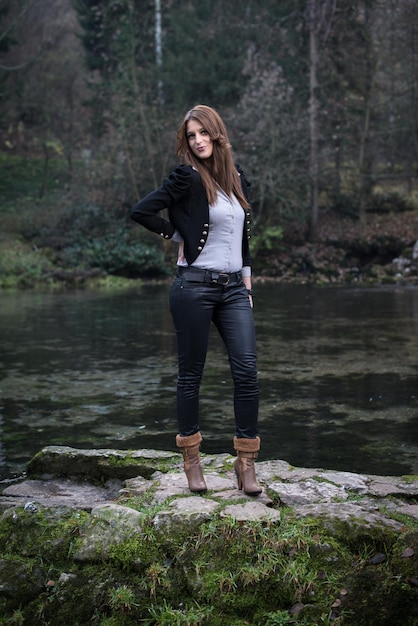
[357, 0, 376, 231]
[307, 0, 319, 243]
[39, 141, 49, 199]
[155, 0, 164, 107]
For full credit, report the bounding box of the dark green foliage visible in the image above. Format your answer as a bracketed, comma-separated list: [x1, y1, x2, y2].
[0, 152, 67, 206]
[74, 0, 156, 136]
[60, 229, 168, 278]
[163, 1, 249, 109]
[0, 1, 16, 54]
[366, 191, 415, 214]
[31, 202, 168, 278]
[0, 507, 89, 561]
[75, 0, 155, 75]
[331, 190, 417, 218]
[0, 1, 17, 107]
[1, 0, 418, 284]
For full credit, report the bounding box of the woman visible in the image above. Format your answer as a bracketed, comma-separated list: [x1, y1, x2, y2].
[130, 105, 261, 496]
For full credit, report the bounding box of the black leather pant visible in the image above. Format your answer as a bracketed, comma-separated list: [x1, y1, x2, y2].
[169, 271, 259, 438]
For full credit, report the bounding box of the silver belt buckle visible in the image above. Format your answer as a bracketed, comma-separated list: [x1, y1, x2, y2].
[217, 273, 230, 285]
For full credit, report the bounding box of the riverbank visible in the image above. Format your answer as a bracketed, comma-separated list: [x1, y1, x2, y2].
[1, 446, 417, 625]
[256, 211, 418, 287]
[1, 211, 418, 289]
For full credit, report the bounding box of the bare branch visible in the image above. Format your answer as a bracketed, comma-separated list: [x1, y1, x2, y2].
[322, 0, 337, 41]
[0, 52, 42, 71]
[0, 0, 32, 44]
[0, 0, 42, 71]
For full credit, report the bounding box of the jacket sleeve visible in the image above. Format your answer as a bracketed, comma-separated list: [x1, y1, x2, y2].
[236, 163, 251, 201]
[130, 165, 193, 239]
[235, 164, 252, 268]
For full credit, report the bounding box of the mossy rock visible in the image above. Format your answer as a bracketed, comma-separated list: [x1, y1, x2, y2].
[26, 445, 179, 481]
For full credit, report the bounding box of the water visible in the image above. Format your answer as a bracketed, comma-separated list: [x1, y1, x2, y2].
[1, 283, 417, 480]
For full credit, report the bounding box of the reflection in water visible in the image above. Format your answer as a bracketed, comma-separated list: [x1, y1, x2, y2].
[0, 284, 417, 479]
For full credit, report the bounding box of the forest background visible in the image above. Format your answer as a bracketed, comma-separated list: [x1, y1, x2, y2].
[1, 0, 418, 288]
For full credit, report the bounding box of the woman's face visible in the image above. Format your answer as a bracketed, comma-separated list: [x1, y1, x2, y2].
[186, 118, 213, 160]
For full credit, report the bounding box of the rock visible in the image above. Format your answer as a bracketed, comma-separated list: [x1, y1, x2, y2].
[213, 488, 273, 505]
[123, 471, 237, 505]
[153, 496, 220, 533]
[257, 462, 370, 493]
[292, 502, 404, 536]
[0, 446, 418, 532]
[369, 552, 386, 565]
[396, 504, 418, 520]
[0, 558, 45, 609]
[2, 446, 418, 540]
[74, 503, 145, 562]
[0, 478, 120, 512]
[268, 478, 348, 505]
[1, 446, 418, 626]
[221, 501, 281, 523]
[366, 475, 418, 498]
[26, 445, 179, 481]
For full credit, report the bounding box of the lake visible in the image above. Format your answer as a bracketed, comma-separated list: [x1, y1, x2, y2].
[1, 282, 417, 481]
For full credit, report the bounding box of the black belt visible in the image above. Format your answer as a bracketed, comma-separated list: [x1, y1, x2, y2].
[177, 266, 242, 286]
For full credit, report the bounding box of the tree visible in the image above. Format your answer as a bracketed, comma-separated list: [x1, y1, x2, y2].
[233, 53, 309, 230]
[0, 0, 88, 195]
[162, 0, 249, 111]
[0, 0, 36, 70]
[307, 0, 320, 242]
[3, 0, 418, 257]
[376, 0, 418, 191]
[0, 0, 38, 117]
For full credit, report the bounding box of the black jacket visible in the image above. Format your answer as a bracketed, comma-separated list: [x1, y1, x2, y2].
[130, 164, 252, 267]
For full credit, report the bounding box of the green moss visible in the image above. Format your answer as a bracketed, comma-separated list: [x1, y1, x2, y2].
[380, 510, 418, 531]
[100, 452, 178, 480]
[319, 514, 400, 553]
[107, 531, 163, 571]
[174, 514, 352, 623]
[105, 453, 137, 467]
[311, 475, 336, 485]
[401, 475, 418, 484]
[1, 500, 417, 625]
[0, 506, 89, 561]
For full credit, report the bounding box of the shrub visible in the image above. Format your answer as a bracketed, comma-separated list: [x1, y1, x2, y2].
[60, 228, 168, 278]
[32, 203, 169, 278]
[331, 190, 417, 218]
[0, 240, 53, 287]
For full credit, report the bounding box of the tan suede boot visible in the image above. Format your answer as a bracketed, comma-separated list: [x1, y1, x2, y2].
[176, 431, 207, 493]
[233, 436, 262, 496]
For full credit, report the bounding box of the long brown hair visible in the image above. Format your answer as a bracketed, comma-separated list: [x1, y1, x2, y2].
[176, 104, 250, 208]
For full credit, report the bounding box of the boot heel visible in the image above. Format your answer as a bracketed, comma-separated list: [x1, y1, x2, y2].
[234, 461, 243, 490]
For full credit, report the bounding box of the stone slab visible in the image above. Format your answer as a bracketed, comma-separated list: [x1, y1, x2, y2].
[1, 479, 120, 512]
